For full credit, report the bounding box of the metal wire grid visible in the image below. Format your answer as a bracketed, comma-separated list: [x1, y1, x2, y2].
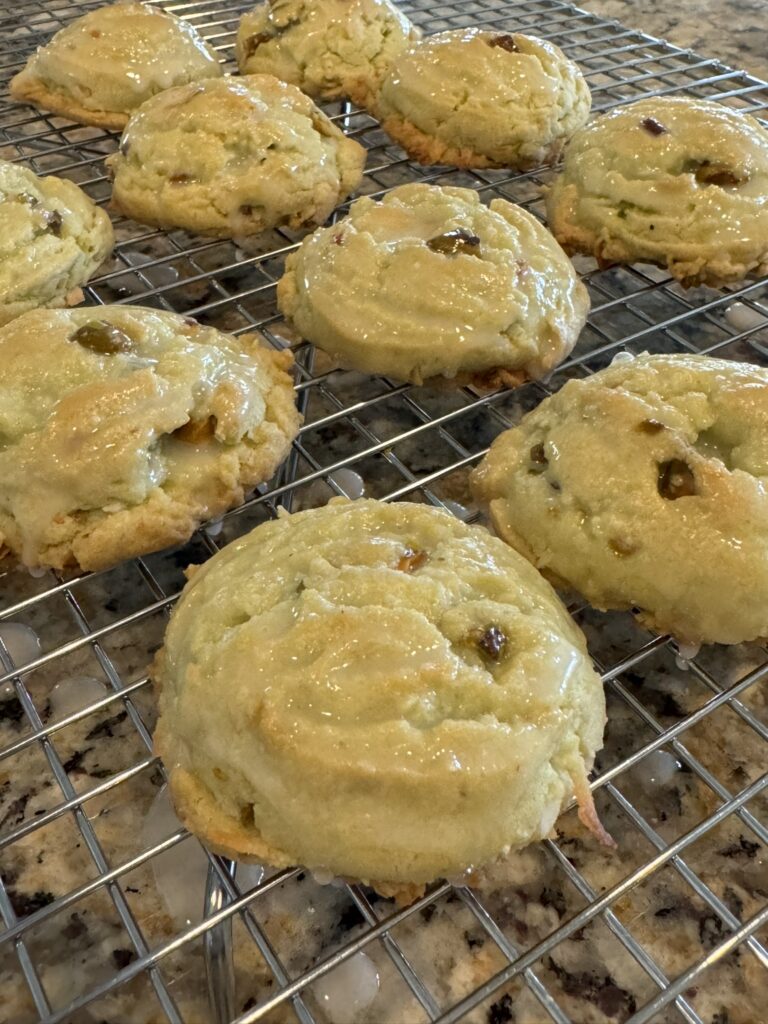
[0, 0, 766, 1022]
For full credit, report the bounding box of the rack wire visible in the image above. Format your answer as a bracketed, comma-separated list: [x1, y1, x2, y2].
[1, 0, 767, 1022]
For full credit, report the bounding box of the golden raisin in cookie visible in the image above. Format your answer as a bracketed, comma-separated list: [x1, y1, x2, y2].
[545, 96, 768, 287]
[472, 353, 768, 645]
[106, 74, 366, 239]
[153, 499, 608, 895]
[0, 306, 300, 571]
[374, 29, 591, 169]
[0, 160, 113, 326]
[277, 183, 589, 386]
[10, 2, 222, 130]
[236, 0, 420, 108]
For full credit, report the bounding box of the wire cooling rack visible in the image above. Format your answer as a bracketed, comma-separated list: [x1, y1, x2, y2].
[1, 1, 767, 1022]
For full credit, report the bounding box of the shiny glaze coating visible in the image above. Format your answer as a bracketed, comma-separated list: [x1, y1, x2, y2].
[277, 183, 589, 386]
[472, 353, 768, 645]
[546, 96, 768, 286]
[0, 306, 300, 571]
[154, 498, 607, 889]
[10, 2, 223, 130]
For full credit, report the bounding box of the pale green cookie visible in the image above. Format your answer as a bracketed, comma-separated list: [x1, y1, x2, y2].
[236, 0, 420, 108]
[546, 96, 768, 286]
[0, 160, 114, 327]
[374, 30, 591, 169]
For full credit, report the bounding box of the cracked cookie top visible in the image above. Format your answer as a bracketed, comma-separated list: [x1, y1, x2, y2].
[236, 0, 420, 107]
[374, 29, 591, 169]
[545, 96, 768, 287]
[277, 183, 589, 386]
[10, 2, 223, 130]
[106, 74, 366, 239]
[153, 498, 607, 888]
[0, 306, 300, 571]
[472, 352, 768, 645]
[0, 160, 114, 326]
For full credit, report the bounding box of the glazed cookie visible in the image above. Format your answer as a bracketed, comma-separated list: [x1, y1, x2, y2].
[277, 183, 589, 387]
[10, 2, 222, 130]
[545, 96, 768, 287]
[236, 0, 420, 107]
[472, 353, 768, 646]
[106, 74, 366, 239]
[0, 306, 300, 571]
[153, 499, 609, 893]
[0, 160, 113, 327]
[374, 30, 591, 169]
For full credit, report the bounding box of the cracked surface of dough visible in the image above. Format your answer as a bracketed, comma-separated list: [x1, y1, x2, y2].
[0, 306, 300, 571]
[0, 160, 114, 326]
[277, 183, 589, 386]
[545, 96, 768, 286]
[472, 353, 768, 645]
[106, 74, 366, 238]
[154, 499, 606, 888]
[236, 0, 420, 107]
[10, 2, 223, 130]
[374, 29, 591, 169]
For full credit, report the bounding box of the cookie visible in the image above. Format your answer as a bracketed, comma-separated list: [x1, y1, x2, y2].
[0, 160, 114, 327]
[472, 353, 768, 646]
[106, 74, 366, 239]
[153, 499, 609, 893]
[10, 2, 223, 131]
[374, 30, 591, 169]
[545, 96, 768, 287]
[277, 183, 589, 387]
[0, 306, 300, 572]
[236, 0, 420, 108]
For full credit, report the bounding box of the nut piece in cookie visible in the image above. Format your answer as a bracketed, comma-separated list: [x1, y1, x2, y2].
[545, 95, 768, 287]
[10, 2, 223, 130]
[153, 499, 609, 895]
[235, 0, 420, 109]
[0, 160, 114, 327]
[0, 306, 301, 572]
[106, 74, 366, 239]
[471, 352, 768, 645]
[277, 182, 589, 386]
[373, 29, 591, 169]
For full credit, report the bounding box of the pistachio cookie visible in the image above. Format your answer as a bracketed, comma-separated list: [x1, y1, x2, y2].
[0, 161, 113, 327]
[236, 0, 420, 108]
[154, 499, 609, 895]
[0, 307, 300, 572]
[472, 353, 768, 646]
[546, 96, 768, 287]
[374, 30, 591, 169]
[277, 183, 589, 387]
[10, 2, 222, 130]
[106, 74, 366, 239]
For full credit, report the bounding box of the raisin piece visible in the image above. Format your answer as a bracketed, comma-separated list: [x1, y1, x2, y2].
[658, 459, 696, 500]
[71, 320, 133, 355]
[245, 32, 271, 58]
[609, 536, 637, 556]
[426, 230, 481, 257]
[641, 117, 667, 136]
[475, 625, 507, 660]
[637, 418, 665, 434]
[44, 210, 63, 235]
[173, 416, 217, 444]
[14, 192, 38, 207]
[528, 442, 548, 472]
[239, 204, 254, 216]
[396, 548, 428, 572]
[694, 162, 743, 187]
[168, 174, 193, 185]
[489, 34, 519, 52]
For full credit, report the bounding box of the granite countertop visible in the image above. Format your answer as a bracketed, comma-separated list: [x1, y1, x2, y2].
[581, 0, 768, 81]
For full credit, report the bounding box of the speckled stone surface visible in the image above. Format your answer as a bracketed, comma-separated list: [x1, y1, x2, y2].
[581, 0, 768, 81]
